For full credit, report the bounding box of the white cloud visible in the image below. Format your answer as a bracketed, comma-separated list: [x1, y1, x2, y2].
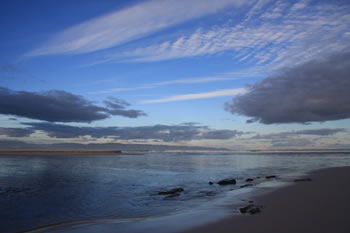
[105, 0, 350, 68]
[92, 76, 237, 94]
[90, 67, 265, 94]
[141, 88, 247, 104]
[25, 0, 247, 57]
[245, 0, 271, 21]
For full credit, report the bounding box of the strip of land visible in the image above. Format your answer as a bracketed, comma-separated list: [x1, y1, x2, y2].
[179, 166, 350, 233]
[0, 149, 127, 155]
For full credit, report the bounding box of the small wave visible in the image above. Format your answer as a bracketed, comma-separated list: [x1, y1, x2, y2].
[20, 215, 162, 233]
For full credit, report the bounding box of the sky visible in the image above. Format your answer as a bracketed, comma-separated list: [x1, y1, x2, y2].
[1, 0, 350, 150]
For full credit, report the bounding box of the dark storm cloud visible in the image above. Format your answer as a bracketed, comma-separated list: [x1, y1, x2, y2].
[0, 127, 34, 137]
[23, 122, 243, 141]
[225, 50, 350, 124]
[0, 87, 146, 122]
[250, 128, 347, 140]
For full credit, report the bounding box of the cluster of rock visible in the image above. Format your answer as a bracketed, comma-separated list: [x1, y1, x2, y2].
[217, 178, 236, 185]
[239, 204, 263, 215]
[157, 174, 280, 214]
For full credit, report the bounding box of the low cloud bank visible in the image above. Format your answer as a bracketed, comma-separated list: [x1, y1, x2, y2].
[21, 122, 244, 142]
[0, 127, 34, 137]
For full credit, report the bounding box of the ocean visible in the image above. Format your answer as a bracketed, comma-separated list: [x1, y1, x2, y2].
[1, 152, 350, 233]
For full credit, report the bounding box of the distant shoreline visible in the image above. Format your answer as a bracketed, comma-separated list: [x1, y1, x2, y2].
[0, 149, 349, 156]
[0, 149, 142, 155]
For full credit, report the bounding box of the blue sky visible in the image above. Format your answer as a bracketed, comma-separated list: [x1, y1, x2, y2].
[1, 0, 350, 150]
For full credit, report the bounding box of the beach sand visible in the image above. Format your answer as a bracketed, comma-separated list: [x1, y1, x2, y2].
[179, 166, 350, 233]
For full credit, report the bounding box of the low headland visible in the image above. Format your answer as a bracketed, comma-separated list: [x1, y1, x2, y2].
[0, 149, 141, 155]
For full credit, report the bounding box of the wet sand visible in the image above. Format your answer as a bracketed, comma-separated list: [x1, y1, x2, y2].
[179, 166, 350, 233]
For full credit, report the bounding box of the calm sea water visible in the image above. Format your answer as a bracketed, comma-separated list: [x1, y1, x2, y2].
[1, 152, 350, 233]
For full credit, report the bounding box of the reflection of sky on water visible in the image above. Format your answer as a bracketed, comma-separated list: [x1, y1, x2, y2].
[0, 153, 350, 232]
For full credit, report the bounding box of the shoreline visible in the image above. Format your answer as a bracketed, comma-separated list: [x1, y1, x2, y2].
[0, 149, 143, 155]
[25, 166, 350, 233]
[178, 166, 350, 233]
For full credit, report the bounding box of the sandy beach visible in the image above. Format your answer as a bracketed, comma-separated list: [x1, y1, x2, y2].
[179, 166, 350, 233]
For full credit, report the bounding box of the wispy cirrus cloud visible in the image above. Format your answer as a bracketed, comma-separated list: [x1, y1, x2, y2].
[91, 76, 236, 94]
[25, 0, 247, 57]
[105, 0, 350, 67]
[141, 88, 247, 104]
[90, 68, 265, 94]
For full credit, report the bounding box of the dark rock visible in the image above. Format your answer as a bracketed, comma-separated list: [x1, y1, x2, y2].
[255, 176, 261, 179]
[218, 178, 236, 185]
[240, 205, 254, 213]
[265, 175, 277, 179]
[209, 181, 214, 185]
[246, 178, 254, 182]
[240, 184, 253, 188]
[239, 205, 254, 214]
[240, 204, 263, 215]
[248, 200, 254, 203]
[158, 188, 184, 195]
[163, 193, 181, 200]
[249, 207, 261, 215]
[294, 178, 312, 182]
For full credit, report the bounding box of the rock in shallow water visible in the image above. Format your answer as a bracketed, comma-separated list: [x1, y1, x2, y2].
[294, 178, 312, 182]
[265, 175, 277, 179]
[240, 184, 253, 188]
[218, 178, 236, 185]
[239, 204, 263, 215]
[239, 205, 254, 213]
[158, 188, 184, 195]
